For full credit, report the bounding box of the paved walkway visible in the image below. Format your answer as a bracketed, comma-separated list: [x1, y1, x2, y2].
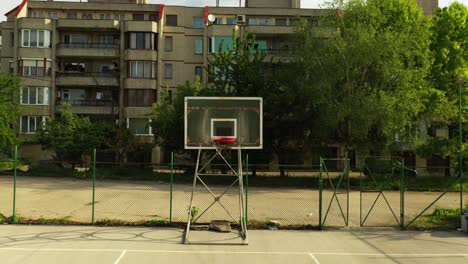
[0, 225, 467, 263]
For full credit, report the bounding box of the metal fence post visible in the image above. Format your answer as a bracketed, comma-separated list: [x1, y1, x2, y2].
[12, 145, 17, 223]
[400, 158, 405, 229]
[245, 154, 249, 225]
[319, 157, 323, 229]
[92, 148, 96, 224]
[170, 152, 174, 224]
[458, 83, 464, 214]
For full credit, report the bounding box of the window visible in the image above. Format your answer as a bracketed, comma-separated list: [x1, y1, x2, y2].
[9, 61, 13, 74]
[160, 89, 173, 104]
[195, 39, 203, 54]
[127, 118, 152, 135]
[133, 14, 144, 21]
[128, 61, 156, 79]
[100, 13, 111, 20]
[20, 116, 47, 134]
[125, 89, 156, 107]
[20, 59, 52, 77]
[165, 36, 173, 52]
[193, 17, 204, 28]
[47, 12, 58, 20]
[276, 18, 287, 26]
[22, 29, 50, 48]
[66, 13, 77, 19]
[126, 32, 154, 50]
[149, 14, 158, 21]
[226, 17, 236, 25]
[164, 63, 172, 79]
[195, 66, 203, 80]
[10, 32, 14, 47]
[99, 35, 115, 46]
[166, 15, 177, 26]
[64, 34, 88, 44]
[212, 36, 234, 53]
[259, 18, 270, 25]
[21, 87, 50, 105]
[248, 18, 256, 25]
[115, 14, 125, 21]
[82, 13, 93, 19]
[214, 17, 224, 25]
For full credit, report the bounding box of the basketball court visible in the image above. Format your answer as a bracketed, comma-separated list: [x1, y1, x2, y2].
[0, 225, 467, 264]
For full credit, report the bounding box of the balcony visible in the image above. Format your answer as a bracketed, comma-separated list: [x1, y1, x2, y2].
[57, 43, 120, 58]
[55, 99, 118, 115]
[207, 25, 236, 36]
[18, 18, 53, 30]
[56, 72, 119, 87]
[57, 19, 120, 31]
[245, 25, 295, 35]
[124, 21, 158, 33]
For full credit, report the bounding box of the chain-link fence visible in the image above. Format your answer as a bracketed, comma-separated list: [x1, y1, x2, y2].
[1, 146, 466, 230]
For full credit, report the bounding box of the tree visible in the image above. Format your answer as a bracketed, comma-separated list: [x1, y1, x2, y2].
[206, 30, 268, 96]
[36, 107, 107, 168]
[419, 2, 468, 169]
[151, 79, 205, 153]
[293, 0, 437, 156]
[206, 31, 310, 168]
[0, 74, 22, 156]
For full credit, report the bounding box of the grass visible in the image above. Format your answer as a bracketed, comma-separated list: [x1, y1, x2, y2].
[411, 206, 467, 230]
[0, 159, 29, 172]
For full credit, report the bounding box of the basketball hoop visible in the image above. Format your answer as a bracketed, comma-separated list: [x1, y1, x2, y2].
[213, 137, 237, 146]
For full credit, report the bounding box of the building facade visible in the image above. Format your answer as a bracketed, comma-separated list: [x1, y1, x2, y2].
[0, 0, 438, 163]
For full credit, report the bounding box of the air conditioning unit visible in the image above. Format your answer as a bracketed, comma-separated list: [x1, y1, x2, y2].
[237, 15, 246, 24]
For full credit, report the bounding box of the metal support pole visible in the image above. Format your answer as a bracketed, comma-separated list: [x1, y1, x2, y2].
[170, 152, 174, 224]
[346, 159, 349, 226]
[184, 148, 201, 244]
[12, 145, 17, 223]
[459, 83, 464, 214]
[319, 157, 323, 229]
[400, 158, 405, 229]
[92, 148, 96, 224]
[245, 154, 249, 225]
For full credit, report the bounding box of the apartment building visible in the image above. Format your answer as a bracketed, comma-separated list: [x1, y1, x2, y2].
[0, 0, 438, 163]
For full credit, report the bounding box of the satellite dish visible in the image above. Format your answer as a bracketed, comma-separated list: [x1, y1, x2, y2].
[208, 14, 216, 23]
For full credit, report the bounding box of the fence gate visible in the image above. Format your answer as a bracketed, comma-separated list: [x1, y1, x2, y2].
[359, 157, 404, 228]
[319, 158, 350, 228]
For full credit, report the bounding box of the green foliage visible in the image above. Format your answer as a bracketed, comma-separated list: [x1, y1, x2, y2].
[188, 206, 200, 220]
[417, 2, 468, 169]
[35, 108, 107, 167]
[151, 80, 205, 153]
[0, 74, 22, 156]
[293, 0, 435, 155]
[206, 30, 268, 96]
[413, 206, 466, 230]
[430, 2, 468, 110]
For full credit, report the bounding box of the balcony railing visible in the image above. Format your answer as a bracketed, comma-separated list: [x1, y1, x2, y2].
[57, 99, 116, 106]
[56, 71, 119, 77]
[57, 43, 120, 49]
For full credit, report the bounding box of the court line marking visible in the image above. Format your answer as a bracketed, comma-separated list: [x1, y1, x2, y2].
[113, 250, 127, 264]
[0, 248, 467, 257]
[309, 253, 321, 264]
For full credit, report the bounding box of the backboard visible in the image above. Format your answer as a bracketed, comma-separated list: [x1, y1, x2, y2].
[184, 97, 263, 149]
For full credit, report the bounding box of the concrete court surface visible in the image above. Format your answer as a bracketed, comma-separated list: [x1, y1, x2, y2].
[0, 225, 467, 264]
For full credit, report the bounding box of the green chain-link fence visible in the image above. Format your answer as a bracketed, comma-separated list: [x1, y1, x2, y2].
[1, 146, 466, 230]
